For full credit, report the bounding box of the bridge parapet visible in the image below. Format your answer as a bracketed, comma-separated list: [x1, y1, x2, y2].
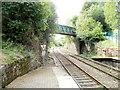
[57, 24, 76, 36]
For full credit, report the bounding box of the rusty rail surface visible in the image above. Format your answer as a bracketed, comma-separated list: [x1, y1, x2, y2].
[53, 48, 109, 89]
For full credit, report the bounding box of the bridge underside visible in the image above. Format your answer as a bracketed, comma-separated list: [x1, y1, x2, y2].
[57, 33, 76, 37]
[57, 24, 76, 37]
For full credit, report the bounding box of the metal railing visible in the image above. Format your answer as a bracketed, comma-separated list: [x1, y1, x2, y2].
[104, 32, 119, 44]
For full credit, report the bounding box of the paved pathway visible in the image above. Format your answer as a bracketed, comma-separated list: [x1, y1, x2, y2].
[6, 66, 59, 88]
[6, 53, 79, 88]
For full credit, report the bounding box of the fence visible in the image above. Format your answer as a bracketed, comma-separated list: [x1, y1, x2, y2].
[104, 30, 119, 44]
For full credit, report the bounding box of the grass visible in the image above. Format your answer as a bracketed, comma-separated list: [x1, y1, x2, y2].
[96, 39, 118, 49]
[80, 40, 118, 58]
[1, 40, 34, 64]
[80, 53, 97, 58]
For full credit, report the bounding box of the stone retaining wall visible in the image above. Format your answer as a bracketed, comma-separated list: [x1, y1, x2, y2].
[67, 42, 78, 54]
[0, 56, 41, 88]
[95, 46, 119, 57]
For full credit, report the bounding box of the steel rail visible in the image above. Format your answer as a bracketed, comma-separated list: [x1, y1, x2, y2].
[69, 55, 120, 81]
[53, 48, 82, 89]
[53, 48, 109, 89]
[62, 49, 120, 72]
[75, 54, 120, 72]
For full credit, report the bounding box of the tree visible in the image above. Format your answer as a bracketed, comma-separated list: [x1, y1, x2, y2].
[82, 2, 98, 11]
[2, 2, 57, 64]
[67, 15, 78, 27]
[86, 4, 111, 32]
[67, 2, 113, 42]
[2, 2, 57, 45]
[76, 17, 104, 42]
[44, 2, 57, 55]
[104, 1, 118, 30]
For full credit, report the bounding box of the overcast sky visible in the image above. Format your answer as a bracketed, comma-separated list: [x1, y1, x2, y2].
[50, 0, 86, 39]
[51, 0, 85, 25]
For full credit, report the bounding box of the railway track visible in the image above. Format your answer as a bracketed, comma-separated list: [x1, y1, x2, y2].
[53, 48, 109, 89]
[70, 55, 120, 80]
[62, 50, 120, 81]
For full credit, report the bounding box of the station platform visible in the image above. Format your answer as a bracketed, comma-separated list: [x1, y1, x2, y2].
[6, 54, 79, 88]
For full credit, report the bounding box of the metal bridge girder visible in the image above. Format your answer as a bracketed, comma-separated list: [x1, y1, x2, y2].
[58, 24, 76, 34]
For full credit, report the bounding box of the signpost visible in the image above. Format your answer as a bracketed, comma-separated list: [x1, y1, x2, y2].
[41, 44, 46, 65]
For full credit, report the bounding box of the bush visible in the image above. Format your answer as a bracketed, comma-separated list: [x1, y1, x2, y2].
[1, 40, 34, 64]
[96, 40, 118, 48]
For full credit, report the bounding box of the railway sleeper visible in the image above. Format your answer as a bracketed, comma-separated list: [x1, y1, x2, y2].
[80, 83, 100, 87]
[74, 73, 85, 76]
[78, 82, 97, 85]
[77, 80, 93, 83]
[73, 55, 119, 75]
[74, 76, 87, 79]
[74, 77, 90, 80]
[71, 74, 86, 77]
[72, 73, 86, 76]
[72, 72, 85, 74]
[81, 85, 102, 88]
[69, 70, 86, 74]
[74, 74, 86, 77]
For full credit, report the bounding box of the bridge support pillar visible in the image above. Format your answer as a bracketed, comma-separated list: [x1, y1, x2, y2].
[67, 38, 80, 55]
[67, 38, 95, 55]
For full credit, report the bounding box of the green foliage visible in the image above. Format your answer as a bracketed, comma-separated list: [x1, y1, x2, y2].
[2, 2, 57, 64]
[2, 2, 57, 45]
[67, 2, 110, 42]
[67, 15, 78, 27]
[80, 53, 97, 58]
[47, 2, 58, 33]
[49, 38, 65, 48]
[76, 17, 104, 42]
[67, 1, 119, 43]
[96, 40, 118, 48]
[86, 4, 111, 32]
[1, 39, 34, 64]
[63, 36, 74, 46]
[104, 2, 118, 30]
[82, 2, 98, 11]
[87, 4, 104, 21]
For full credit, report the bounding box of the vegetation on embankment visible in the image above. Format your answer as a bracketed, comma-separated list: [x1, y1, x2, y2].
[1, 51, 41, 88]
[81, 39, 118, 58]
[96, 40, 118, 49]
[1, 1, 57, 64]
[1, 39, 34, 64]
[49, 38, 65, 48]
[68, 1, 118, 42]
[65, 1, 119, 56]
[49, 35, 74, 48]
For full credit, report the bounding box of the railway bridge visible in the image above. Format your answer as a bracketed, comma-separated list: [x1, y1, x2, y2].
[2, 25, 119, 89]
[57, 24, 76, 37]
[4, 47, 119, 89]
[56, 24, 86, 54]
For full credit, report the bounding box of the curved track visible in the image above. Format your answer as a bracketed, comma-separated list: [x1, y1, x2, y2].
[63, 50, 120, 81]
[53, 47, 109, 89]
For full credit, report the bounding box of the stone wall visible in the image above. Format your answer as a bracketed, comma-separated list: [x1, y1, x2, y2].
[67, 40, 96, 55]
[67, 42, 78, 54]
[66, 38, 119, 57]
[95, 46, 119, 57]
[66, 38, 81, 54]
[0, 56, 41, 88]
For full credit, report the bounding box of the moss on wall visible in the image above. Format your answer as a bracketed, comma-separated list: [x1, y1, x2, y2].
[1, 56, 41, 88]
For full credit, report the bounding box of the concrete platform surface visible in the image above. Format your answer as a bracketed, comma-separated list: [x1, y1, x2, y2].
[6, 66, 79, 88]
[6, 67, 59, 88]
[5, 51, 79, 89]
[52, 67, 79, 88]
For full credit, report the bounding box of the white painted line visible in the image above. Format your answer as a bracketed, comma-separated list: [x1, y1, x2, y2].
[52, 67, 79, 88]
